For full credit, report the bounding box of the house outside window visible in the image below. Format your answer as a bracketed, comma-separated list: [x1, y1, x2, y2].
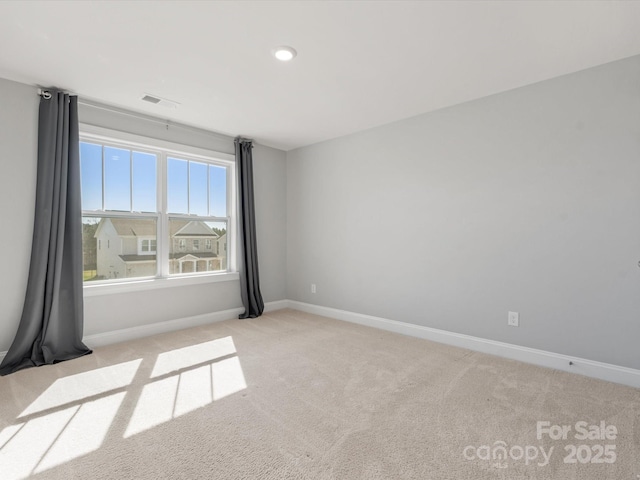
[80, 129, 233, 283]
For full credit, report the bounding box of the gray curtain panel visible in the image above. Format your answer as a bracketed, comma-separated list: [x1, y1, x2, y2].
[0, 90, 91, 376]
[235, 138, 264, 319]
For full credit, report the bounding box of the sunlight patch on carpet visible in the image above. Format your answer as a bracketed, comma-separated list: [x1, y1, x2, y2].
[0, 406, 78, 479]
[151, 337, 237, 378]
[19, 359, 142, 418]
[125, 349, 247, 438]
[174, 364, 213, 417]
[212, 357, 247, 401]
[125, 375, 180, 437]
[0, 359, 143, 480]
[34, 392, 126, 473]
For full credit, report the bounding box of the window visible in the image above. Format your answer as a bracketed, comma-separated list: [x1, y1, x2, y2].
[80, 131, 233, 284]
[140, 239, 156, 254]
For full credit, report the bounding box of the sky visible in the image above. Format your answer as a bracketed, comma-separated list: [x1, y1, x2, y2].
[80, 141, 227, 218]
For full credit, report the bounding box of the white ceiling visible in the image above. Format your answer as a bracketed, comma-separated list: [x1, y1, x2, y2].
[1, 1, 640, 151]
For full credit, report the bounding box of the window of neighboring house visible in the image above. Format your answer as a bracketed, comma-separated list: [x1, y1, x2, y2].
[205, 239, 212, 250]
[80, 131, 233, 285]
[140, 238, 157, 254]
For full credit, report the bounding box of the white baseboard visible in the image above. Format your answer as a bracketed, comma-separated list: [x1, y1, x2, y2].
[4, 300, 638, 390]
[84, 300, 284, 348]
[0, 301, 285, 362]
[264, 299, 290, 312]
[286, 300, 640, 390]
[83, 307, 246, 349]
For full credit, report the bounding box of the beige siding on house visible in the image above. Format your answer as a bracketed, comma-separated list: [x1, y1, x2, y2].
[96, 220, 126, 279]
[122, 237, 138, 255]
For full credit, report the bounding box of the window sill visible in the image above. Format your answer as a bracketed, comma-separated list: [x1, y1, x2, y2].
[83, 272, 240, 297]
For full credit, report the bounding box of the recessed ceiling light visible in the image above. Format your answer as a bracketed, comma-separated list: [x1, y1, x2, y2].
[273, 46, 297, 62]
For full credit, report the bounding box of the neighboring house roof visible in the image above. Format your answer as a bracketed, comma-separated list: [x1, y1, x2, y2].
[170, 252, 217, 260]
[108, 218, 157, 237]
[97, 218, 220, 238]
[119, 252, 218, 262]
[173, 221, 218, 237]
[118, 254, 158, 262]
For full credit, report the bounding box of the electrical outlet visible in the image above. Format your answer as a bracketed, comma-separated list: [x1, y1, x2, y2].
[311, 284, 317, 294]
[508, 311, 519, 327]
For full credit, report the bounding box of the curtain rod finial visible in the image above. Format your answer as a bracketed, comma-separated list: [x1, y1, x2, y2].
[37, 88, 52, 100]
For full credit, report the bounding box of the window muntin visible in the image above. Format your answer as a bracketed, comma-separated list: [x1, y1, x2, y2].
[80, 134, 232, 285]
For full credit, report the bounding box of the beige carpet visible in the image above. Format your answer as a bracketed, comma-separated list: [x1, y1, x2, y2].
[0, 308, 638, 479]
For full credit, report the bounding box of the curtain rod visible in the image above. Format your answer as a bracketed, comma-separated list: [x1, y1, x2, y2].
[77, 99, 235, 142]
[36, 90, 250, 144]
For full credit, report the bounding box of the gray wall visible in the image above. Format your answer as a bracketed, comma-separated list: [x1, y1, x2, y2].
[253, 144, 287, 304]
[0, 78, 38, 353]
[0, 87, 286, 349]
[286, 55, 640, 369]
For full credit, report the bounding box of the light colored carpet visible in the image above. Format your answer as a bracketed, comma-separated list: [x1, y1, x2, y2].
[0, 308, 638, 480]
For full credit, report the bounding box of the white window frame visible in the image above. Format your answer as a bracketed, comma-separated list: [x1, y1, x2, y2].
[139, 238, 157, 255]
[80, 124, 238, 296]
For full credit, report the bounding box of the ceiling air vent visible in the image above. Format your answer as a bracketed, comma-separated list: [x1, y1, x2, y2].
[141, 94, 180, 109]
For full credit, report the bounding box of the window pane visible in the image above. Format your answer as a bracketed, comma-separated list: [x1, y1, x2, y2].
[167, 158, 188, 214]
[104, 147, 131, 211]
[189, 161, 208, 216]
[169, 218, 227, 275]
[80, 142, 103, 211]
[209, 165, 227, 217]
[132, 151, 157, 212]
[207, 221, 228, 271]
[83, 216, 157, 282]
